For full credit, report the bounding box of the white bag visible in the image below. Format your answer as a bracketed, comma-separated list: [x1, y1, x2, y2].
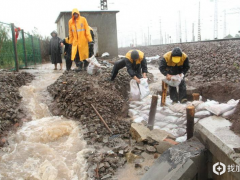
[87, 56, 101, 75]
[130, 79, 140, 101]
[163, 74, 184, 87]
[139, 78, 150, 99]
[205, 104, 235, 116]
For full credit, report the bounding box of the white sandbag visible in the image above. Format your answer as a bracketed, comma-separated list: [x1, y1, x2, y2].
[130, 79, 140, 101]
[168, 103, 187, 113]
[176, 128, 186, 136]
[130, 101, 145, 106]
[227, 99, 240, 106]
[163, 116, 179, 124]
[146, 55, 160, 63]
[155, 113, 166, 122]
[139, 78, 150, 99]
[140, 105, 151, 111]
[87, 55, 103, 75]
[159, 107, 175, 116]
[194, 118, 200, 123]
[176, 135, 187, 143]
[163, 74, 184, 87]
[183, 120, 187, 125]
[195, 111, 212, 118]
[222, 108, 236, 118]
[196, 100, 219, 111]
[101, 52, 110, 57]
[165, 124, 178, 129]
[205, 104, 235, 116]
[129, 104, 137, 109]
[141, 114, 149, 121]
[140, 110, 150, 115]
[175, 116, 186, 125]
[188, 101, 204, 108]
[156, 107, 163, 112]
[161, 127, 170, 132]
[133, 116, 145, 123]
[153, 126, 161, 130]
[179, 124, 186, 128]
[87, 62, 101, 75]
[169, 129, 179, 137]
[155, 122, 168, 128]
[128, 109, 138, 117]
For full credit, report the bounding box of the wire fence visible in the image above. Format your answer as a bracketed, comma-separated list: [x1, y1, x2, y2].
[0, 21, 42, 71]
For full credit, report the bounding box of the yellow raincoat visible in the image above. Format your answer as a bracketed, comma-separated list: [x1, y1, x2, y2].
[69, 8, 92, 61]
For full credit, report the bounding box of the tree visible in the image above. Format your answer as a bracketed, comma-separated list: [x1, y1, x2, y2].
[235, 34, 240, 38]
[224, 34, 233, 39]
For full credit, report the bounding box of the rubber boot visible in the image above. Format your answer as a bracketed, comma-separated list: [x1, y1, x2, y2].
[83, 60, 89, 71]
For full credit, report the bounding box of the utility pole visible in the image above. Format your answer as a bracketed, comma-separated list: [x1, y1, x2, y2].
[223, 9, 226, 38]
[159, 18, 162, 44]
[198, 1, 201, 41]
[185, 20, 187, 42]
[214, 0, 218, 39]
[135, 32, 137, 46]
[179, 11, 182, 43]
[148, 27, 150, 46]
[192, 23, 195, 42]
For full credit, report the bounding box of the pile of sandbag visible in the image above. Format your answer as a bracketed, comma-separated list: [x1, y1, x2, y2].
[128, 94, 239, 143]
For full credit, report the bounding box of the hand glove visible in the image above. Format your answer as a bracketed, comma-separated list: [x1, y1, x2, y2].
[89, 41, 94, 45]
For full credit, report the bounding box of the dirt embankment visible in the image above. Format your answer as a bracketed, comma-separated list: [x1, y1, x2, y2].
[47, 69, 160, 179]
[0, 70, 34, 145]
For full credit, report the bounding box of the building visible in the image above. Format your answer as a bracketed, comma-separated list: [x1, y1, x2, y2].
[55, 10, 119, 57]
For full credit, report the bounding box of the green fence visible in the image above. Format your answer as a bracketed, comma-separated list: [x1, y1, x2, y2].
[0, 22, 42, 71]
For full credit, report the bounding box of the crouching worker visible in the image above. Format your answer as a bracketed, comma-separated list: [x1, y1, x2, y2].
[109, 59, 126, 81]
[159, 47, 190, 104]
[62, 36, 72, 71]
[125, 50, 148, 83]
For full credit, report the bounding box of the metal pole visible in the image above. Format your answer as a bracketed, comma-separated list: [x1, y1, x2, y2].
[21, 30, 28, 68]
[11, 23, 19, 72]
[31, 35, 36, 65]
[186, 106, 195, 139]
[148, 95, 158, 130]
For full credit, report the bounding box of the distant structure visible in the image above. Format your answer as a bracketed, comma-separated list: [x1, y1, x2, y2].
[223, 10, 226, 38]
[192, 23, 195, 42]
[198, 1, 201, 41]
[179, 11, 182, 43]
[214, 0, 218, 39]
[100, 0, 108, 10]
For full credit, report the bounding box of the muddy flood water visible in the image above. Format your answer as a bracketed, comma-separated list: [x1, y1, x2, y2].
[0, 65, 90, 180]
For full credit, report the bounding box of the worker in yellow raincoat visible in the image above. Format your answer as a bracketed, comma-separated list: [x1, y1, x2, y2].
[69, 8, 94, 71]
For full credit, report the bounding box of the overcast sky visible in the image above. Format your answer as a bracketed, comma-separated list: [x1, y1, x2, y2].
[0, 0, 239, 47]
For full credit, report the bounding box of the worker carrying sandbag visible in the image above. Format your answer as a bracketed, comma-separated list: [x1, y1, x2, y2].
[159, 47, 190, 104]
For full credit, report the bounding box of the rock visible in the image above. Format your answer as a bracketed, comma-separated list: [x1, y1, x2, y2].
[154, 153, 159, 159]
[135, 163, 142, 168]
[146, 146, 156, 153]
[144, 166, 150, 171]
[118, 150, 124, 156]
[101, 174, 112, 180]
[155, 141, 173, 154]
[104, 162, 111, 169]
[130, 123, 150, 142]
[130, 123, 175, 143]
